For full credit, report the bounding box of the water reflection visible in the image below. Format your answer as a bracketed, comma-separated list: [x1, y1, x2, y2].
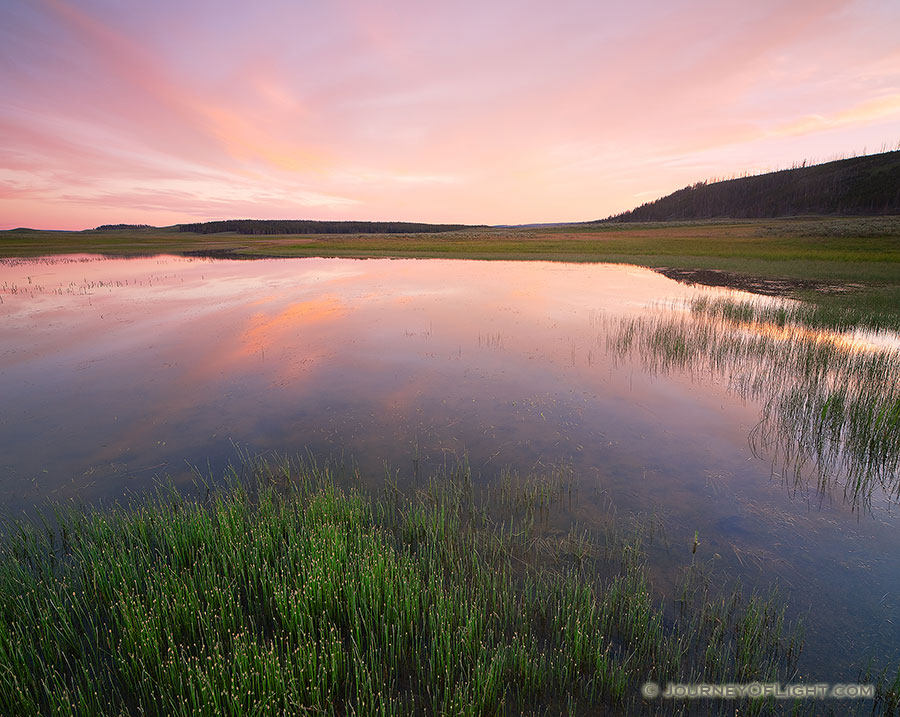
[606, 298, 900, 510]
[1, 254, 899, 680]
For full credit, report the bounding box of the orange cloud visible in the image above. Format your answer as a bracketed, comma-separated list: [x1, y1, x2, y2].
[3, 0, 899, 227]
[771, 94, 900, 138]
[192, 101, 330, 174]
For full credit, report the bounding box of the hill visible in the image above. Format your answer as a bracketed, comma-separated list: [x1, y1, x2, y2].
[176, 219, 480, 235]
[606, 150, 900, 222]
[93, 223, 153, 231]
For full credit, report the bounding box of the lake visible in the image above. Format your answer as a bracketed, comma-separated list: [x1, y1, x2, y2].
[1, 253, 898, 681]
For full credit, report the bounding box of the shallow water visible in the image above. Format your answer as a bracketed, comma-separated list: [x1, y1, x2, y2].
[1, 254, 898, 680]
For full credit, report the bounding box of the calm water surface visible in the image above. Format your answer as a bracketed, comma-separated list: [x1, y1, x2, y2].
[1, 254, 898, 680]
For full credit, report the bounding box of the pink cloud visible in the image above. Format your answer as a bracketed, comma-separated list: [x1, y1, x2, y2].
[1, 0, 898, 228]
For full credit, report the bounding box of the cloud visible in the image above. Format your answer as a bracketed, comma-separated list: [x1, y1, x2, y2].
[1, 0, 898, 227]
[770, 94, 900, 137]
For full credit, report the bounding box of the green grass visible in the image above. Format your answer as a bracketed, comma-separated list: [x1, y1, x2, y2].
[688, 293, 900, 334]
[4, 217, 900, 322]
[791, 285, 900, 334]
[607, 297, 900, 508]
[0, 457, 813, 716]
[2, 217, 898, 267]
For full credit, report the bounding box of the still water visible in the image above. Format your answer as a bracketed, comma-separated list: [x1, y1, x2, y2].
[1, 254, 898, 680]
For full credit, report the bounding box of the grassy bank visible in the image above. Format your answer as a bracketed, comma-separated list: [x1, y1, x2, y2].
[0, 457, 823, 716]
[3, 217, 900, 271]
[4, 217, 900, 323]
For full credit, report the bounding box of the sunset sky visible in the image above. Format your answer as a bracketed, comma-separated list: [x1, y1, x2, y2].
[1, 0, 898, 229]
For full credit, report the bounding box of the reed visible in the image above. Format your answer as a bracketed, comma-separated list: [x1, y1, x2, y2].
[607, 297, 900, 508]
[0, 457, 807, 715]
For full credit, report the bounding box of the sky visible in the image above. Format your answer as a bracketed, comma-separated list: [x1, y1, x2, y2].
[1, 0, 899, 229]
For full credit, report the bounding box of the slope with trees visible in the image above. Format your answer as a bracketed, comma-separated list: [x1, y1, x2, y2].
[606, 150, 900, 222]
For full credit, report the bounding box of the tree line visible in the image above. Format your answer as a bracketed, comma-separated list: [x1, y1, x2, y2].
[604, 150, 900, 222]
[177, 220, 479, 235]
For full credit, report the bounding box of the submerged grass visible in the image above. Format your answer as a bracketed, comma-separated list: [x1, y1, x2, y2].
[607, 296, 900, 508]
[0, 457, 812, 716]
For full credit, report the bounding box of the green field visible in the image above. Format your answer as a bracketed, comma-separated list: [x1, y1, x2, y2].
[6, 216, 900, 331]
[2, 217, 898, 269]
[4, 217, 900, 315]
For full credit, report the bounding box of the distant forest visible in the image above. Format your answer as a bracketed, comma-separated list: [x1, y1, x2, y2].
[94, 224, 152, 231]
[605, 150, 900, 222]
[177, 220, 478, 235]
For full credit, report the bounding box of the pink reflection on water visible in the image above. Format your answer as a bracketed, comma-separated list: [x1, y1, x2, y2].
[1, 254, 759, 498]
[3, 254, 900, 679]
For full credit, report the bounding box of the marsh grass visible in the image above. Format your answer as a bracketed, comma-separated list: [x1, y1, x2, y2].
[865, 665, 900, 716]
[0, 457, 810, 716]
[607, 296, 900, 508]
[689, 293, 900, 335]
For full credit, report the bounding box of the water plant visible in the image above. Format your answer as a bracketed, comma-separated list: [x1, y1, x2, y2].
[0, 456, 807, 715]
[689, 294, 900, 335]
[606, 295, 900, 509]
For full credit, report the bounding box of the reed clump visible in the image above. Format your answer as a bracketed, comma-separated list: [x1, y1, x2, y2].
[607, 296, 900, 508]
[0, 458, 804, 715]
[689, 294, 900, 335]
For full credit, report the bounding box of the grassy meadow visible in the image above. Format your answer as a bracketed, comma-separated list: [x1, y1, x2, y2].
[4, 216, 900, 326]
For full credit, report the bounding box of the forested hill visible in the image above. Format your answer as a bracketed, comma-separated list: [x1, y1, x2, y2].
[605, 150, 900, 222]
[177, 220, 479, 234]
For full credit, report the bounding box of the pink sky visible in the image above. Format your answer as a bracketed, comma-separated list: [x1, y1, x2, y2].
[1, 0, 898, 229]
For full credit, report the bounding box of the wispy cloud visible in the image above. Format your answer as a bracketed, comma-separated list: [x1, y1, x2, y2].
[1, 0, 898, 227]
[770, 94, 900, 137]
